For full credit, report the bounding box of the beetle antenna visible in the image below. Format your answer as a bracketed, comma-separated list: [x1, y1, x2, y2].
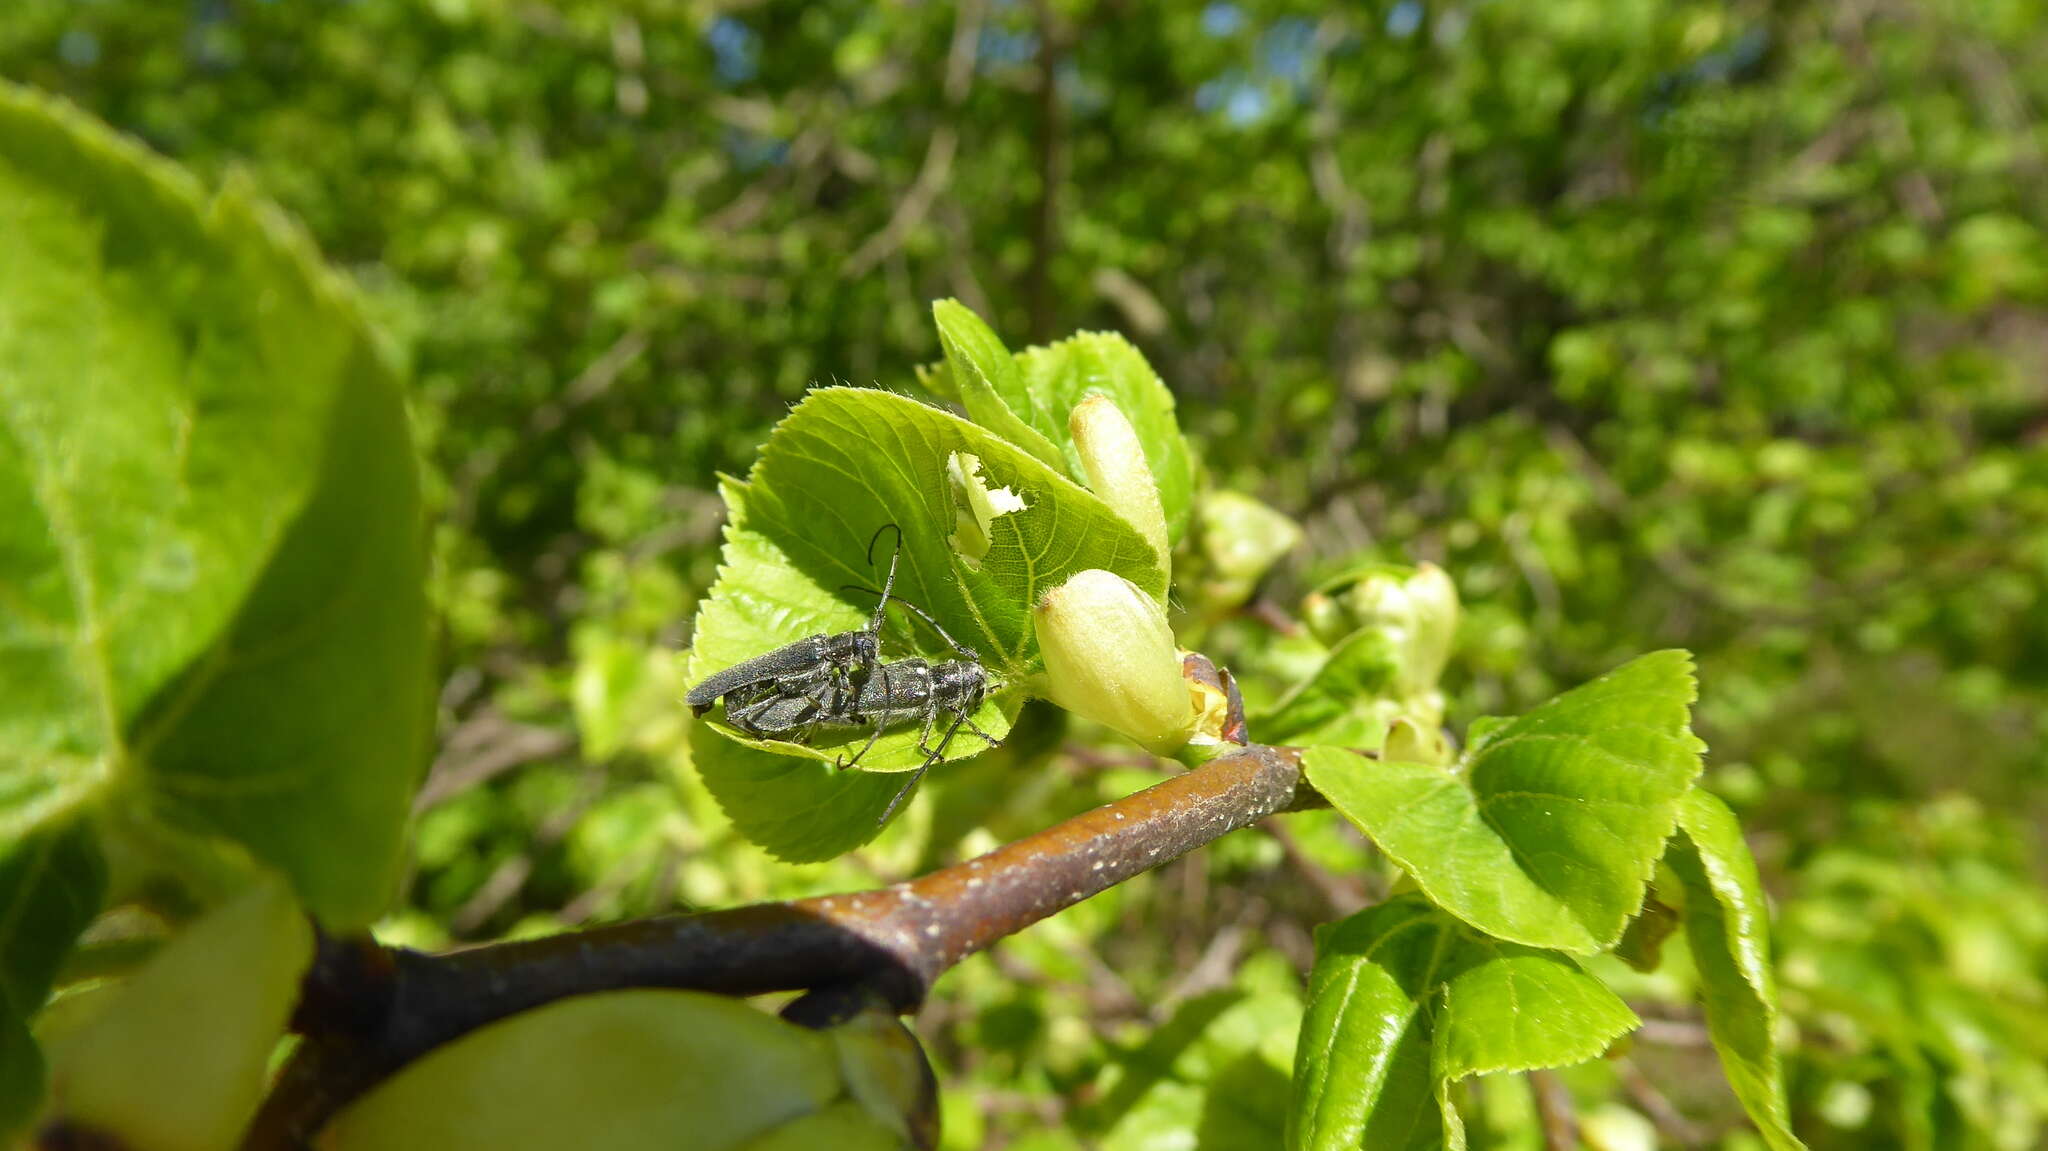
[840, 582, 978, 659]
[864, 523, 903, 633]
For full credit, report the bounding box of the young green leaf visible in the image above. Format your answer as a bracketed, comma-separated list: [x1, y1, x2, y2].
[744, 388, 1162, 671]
[1289, 896, 1637, 1151]
[1014, 332, 1196, 545]
[0, 84, 429, 926]
[1304, 650, 1704, 953]
[0, 818, 105, 1135]
[1669, 790, 1806, 1151]
[686, 388, 1162, 768]
[1254, 629, 1403, 748]
[42, 875, 313, 1151]
[931, 299, 1066, 469]
[322, 989, 925, 1151]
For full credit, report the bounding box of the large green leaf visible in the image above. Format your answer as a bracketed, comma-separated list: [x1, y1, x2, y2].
[1289, 896, 1637, 1151]
[1305, 651, 1704, 953]
[0, 84, 429, 925]
[686, 390, 1161, 850]
[1013, 331, 1196, 546]
[1669, 790, 1805, 1151]
[0, 816, 106, 1134]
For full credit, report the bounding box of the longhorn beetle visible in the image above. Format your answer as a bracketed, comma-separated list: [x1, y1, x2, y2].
[689, 523, 1003, 821]
[713, 578, 988, 755]
[838, 653, 999, 822]
[792, 583, 999, 821]
[684, 523, 910, 736]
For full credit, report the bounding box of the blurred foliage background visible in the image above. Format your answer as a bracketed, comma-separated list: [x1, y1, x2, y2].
[6, 0, 2046, 1147]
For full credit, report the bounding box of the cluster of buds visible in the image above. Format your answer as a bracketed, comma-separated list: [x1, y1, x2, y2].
[1033, 396, 1460, 762]
[1304, 564, 1458, 696]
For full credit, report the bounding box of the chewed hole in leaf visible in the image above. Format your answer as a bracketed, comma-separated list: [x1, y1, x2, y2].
[945, 451, 1027, 568]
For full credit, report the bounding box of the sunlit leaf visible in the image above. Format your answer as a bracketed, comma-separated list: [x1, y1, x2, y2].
[685, 390, 1162, 853]
[0, 83, 429, 926]
[1289, 896, 1637, 1151]
[932, 299, 1065, 470]
[1306, 651, 1704, 952]
[1670, 790, 1805, 1151]
[1014, 332, 1196, 546]
[1254, 628, 1402, 748]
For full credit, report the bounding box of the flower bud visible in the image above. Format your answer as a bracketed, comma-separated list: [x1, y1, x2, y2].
[1194, 491, 1302, 609]
[322, 991, 933, 1151]
[43, 875, 313, 1151]
[1306, 563, 1461, 692]
[1034, 569, 1194, 754]
[1394, 563, 1459, 689]
[1383, 716, 1451, 766]
[1070, 395, 1170, 578]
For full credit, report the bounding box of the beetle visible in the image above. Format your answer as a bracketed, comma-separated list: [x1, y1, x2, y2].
[835, 654, 999, 821]
[685, 523, 909, 735]
[689, 523, 1003, 821]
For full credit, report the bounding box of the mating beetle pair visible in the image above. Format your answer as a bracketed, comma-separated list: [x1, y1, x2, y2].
[685, 525, 999, 820]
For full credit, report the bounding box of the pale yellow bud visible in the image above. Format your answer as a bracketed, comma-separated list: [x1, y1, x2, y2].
[1034, 569, 1194, 754]
[1398, 564, 1460, 689]
[1313, 563, 1462, 692]
[1069, 395, 1170, 579]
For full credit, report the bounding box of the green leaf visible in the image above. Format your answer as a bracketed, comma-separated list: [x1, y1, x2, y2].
[1089, 989, 1301, 1150]
[1669, 790, 1805, 1151]
[688, 388, 1161, 689]
[0, 816, 106, 1135]
[1014, 332, 1196, 546]
[1305, 651, 1705, 953]
[0, 83, 430, 925]
[1289, 896, 1637, 1151]
[1254, 629, 1402, 748]
[690, 721, 916, 864]
[931, 300, 1066, 470]
[686, 391, 1161, 851]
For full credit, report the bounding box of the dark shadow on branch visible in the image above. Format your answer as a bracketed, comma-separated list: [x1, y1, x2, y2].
[245, 741, 1312, 1149]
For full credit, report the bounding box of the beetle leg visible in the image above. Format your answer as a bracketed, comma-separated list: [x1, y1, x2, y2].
[836, 664, 901, 770]
[881, 707, 970, 824]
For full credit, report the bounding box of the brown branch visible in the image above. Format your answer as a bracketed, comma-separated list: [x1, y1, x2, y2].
[844, 0, 983, 276]
[1616, 1058, 1707, 1147]
[411, 718, 575, 814]
[245, 744, 1311, 1149]
[1529, 1068, 1581, 1151]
